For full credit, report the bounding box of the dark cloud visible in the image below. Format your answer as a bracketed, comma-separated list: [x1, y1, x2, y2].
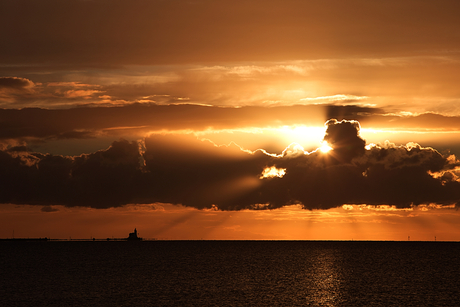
[0, 139, 144, 208]
[140, 134, 269, 209]
[4, 104, 460, 143]
[323, 119, 366, 163]
[0, 104, 329, 140]
[0, 77, 34, 89]
[41, 205, 58, 212]
[0, 78, 107, 107]
[6, 145, 32, 153]
[55, 130, 95, 140]
[240, 121, 460, 209]
[335, 112, 460, 131]
[0, 77, 36, 104]
[0, 120, 459, 210]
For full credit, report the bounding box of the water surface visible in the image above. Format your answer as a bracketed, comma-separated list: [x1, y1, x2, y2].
[1, 241, 459, 306]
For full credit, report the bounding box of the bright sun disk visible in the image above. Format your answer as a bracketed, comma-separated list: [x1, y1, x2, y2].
[319, 141, 332, 153]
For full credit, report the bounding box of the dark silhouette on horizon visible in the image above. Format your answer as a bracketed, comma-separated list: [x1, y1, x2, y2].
[127, 228, 142, 241]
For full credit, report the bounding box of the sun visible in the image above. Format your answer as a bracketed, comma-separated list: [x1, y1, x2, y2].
[276, 126, 327, 149]
[319, 141, 332, 153]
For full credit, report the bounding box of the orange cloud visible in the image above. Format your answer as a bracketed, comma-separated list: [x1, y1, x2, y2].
[64, 89, 103, 98]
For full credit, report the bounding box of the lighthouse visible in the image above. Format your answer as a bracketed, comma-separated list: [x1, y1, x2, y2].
[127, 228, 142, 241]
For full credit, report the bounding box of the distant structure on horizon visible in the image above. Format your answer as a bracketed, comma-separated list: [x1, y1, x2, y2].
[127, 228, 142, 241]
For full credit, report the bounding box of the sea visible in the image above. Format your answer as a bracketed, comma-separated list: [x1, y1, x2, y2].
[1, 241, 460, 306]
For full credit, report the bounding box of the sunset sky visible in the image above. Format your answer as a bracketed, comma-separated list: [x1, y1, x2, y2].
[2, 0, 460, 240]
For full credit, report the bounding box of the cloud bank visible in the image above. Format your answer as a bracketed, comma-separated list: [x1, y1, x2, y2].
[3, 104, 460, 143]
[0, 119, 459, 210]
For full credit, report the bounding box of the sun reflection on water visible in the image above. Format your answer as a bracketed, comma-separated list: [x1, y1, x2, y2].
[305, 248, 344, 306]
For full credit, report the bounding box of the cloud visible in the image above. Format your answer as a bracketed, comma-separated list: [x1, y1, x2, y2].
[64, 89, 103, 99]
[2, 55, 460, 112]
[0, 104, 328, 140]
[0, 139, 144, 208]
[41, 205, 58, 212]
[0, 77, 36, 104]
[0, 120, 459, 210]
[55, 130, 95, 140]
[300, 95, 369, 104]
[3, 104, 460, 152]
[47, 82, 95, 88]
[5, 145, 32, 153]
[0, 77, 34, 89]
[0, 77, 110, 107]
[323, 119, 366, 163]
[6, 103, 459, 142]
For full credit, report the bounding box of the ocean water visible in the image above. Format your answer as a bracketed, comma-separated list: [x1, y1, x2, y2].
[1, 241, 460, 306]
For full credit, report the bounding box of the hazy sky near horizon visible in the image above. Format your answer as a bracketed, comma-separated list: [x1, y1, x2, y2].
[1, 0, 460, 240]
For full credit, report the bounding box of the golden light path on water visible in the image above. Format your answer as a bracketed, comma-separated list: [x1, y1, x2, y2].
[308, 249, 343, 306]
